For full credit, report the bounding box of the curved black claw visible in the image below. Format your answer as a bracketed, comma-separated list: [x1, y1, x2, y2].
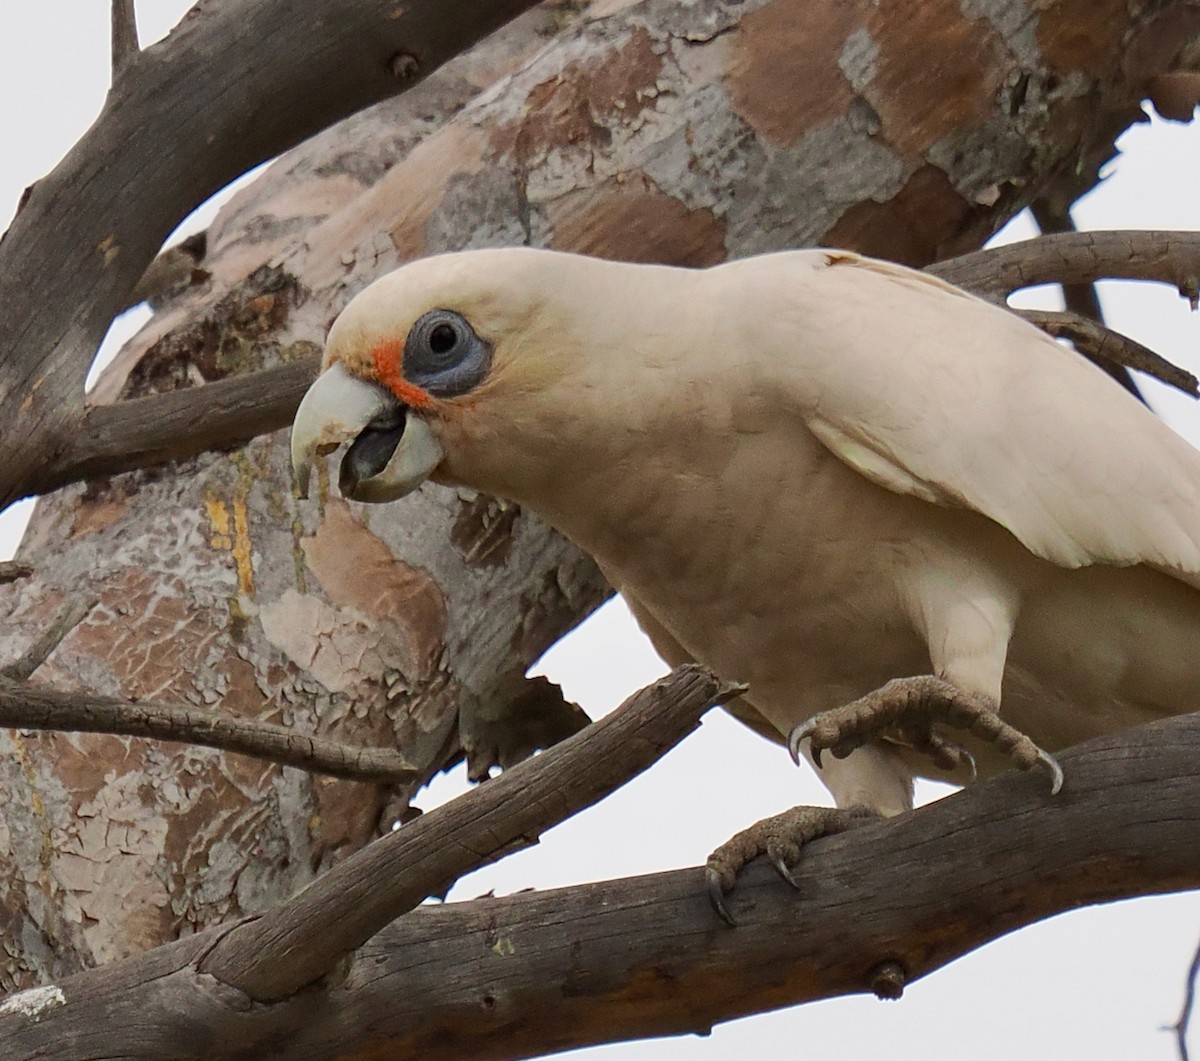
[1037, 748, 1064, 794]
[787, 720, 816, 767]
[706, 867, 737, 927]
[962, 747, 978, 784]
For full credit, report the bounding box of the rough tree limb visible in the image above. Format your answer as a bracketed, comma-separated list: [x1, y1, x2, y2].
[0, 665, 731, 1057]
[1029, 201, 1106, 321]
[110, 0, 140, 80]
[42, 356, 319, 495]
[2, 707, 1196, 1059]
[198, 665, 735, 1002]
[0, 0, 543, 508]
[22, 229, 1198, 500]
[929, 230, 1200, 306]
[0, 675, 418, 784]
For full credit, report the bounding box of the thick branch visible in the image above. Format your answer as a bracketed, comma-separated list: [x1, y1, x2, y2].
[198, 665, 733, 1002]
[0, 674, 417, 783]
[110, 0, 139, 79]
[2, 710, 1197, 1059]
[930, 230, 1200, 306]
[1016, 308, 1199, 396]
[39, 357, 319, 495]
[31, 229, 1200, 499]
[0, 0, 542, 507]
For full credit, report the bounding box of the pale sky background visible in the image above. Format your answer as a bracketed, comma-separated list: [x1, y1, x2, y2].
[3, 4, 1200, 1059]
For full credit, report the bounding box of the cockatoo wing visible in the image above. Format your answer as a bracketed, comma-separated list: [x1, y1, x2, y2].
[771, 251, 1200, 587]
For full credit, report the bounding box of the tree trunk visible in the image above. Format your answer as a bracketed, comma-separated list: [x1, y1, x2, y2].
[1, 0, 1196, 1026]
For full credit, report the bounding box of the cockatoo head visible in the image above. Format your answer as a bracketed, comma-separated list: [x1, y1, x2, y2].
[291, 248, 605, 504]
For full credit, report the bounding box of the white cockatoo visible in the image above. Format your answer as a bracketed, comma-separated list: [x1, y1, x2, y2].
[292, 247, 1200, 920]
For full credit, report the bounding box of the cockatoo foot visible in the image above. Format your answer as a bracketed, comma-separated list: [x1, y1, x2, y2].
[787, 674, 1064, 793]
[705, 805, 880, 926]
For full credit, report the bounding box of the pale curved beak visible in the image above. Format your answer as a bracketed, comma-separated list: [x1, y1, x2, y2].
[290, 362, 444, 503]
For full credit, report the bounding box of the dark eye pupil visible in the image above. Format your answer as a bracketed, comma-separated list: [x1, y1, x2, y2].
[429, 323, 457, 355]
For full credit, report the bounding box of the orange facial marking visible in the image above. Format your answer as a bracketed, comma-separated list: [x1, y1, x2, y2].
[371, 339, 435, 411]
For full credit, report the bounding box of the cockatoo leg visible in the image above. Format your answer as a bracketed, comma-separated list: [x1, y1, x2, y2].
[787, 674, 1063, 791]
[705, 805, 881, 926]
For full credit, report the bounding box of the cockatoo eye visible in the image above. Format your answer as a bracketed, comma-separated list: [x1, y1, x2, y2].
[404, 309, 491, 396]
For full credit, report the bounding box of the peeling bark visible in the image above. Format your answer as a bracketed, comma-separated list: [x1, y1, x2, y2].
[1, 0, 1198, 1039]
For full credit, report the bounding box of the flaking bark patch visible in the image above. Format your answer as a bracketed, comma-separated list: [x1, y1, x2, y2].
[452, 495, 521, 568]
[1037, 0, 1128, 78]
[725, 0, 864, 145]
[865, 0, 1010, 156]
[119, 265, 302, 400]
[504, 27, 664, 164]
[548, 173, 728, 265]
[302, 499, 448, 682]
[823, 164, 981, 265]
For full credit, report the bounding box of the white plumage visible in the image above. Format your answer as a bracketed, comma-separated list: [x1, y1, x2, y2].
[292, 247, 1200, 883]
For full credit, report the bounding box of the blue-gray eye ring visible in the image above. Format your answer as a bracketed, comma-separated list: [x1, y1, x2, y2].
[403, 309, 492, 397]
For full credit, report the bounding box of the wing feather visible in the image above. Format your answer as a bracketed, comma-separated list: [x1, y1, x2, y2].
[746, 250, 1200, 587]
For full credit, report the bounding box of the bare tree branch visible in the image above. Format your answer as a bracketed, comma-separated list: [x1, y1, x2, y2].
[2, 597, 98, 680]
[0, 674, 418, 783]
[1029, 202, 1108, 324]
[929, 230, 1200, 307]
[1170, 936, 1200, 1061]
[3, 708, 1197, 1059]
[44, 357, 319, 495]
[198, 665, 736, 1002]
[1016, 308, 1199, 396]
[110, 0, 140, 80]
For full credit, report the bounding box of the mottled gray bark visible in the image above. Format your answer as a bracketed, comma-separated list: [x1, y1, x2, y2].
[1, 0, 1198, 1050]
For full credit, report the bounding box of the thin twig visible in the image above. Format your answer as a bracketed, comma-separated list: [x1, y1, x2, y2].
[2, 596, 98, 680]
[0, 560, 33, 585]
[1016, 308, 1199, 397]
[111, 0, 140, 80]
[1030, 199, 1141, 400]
[1169, 935, 1200, 1061]
[930, 230, 1200, 307]
[0, 674, 418, 783]
[198, 664, 738, 1002]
